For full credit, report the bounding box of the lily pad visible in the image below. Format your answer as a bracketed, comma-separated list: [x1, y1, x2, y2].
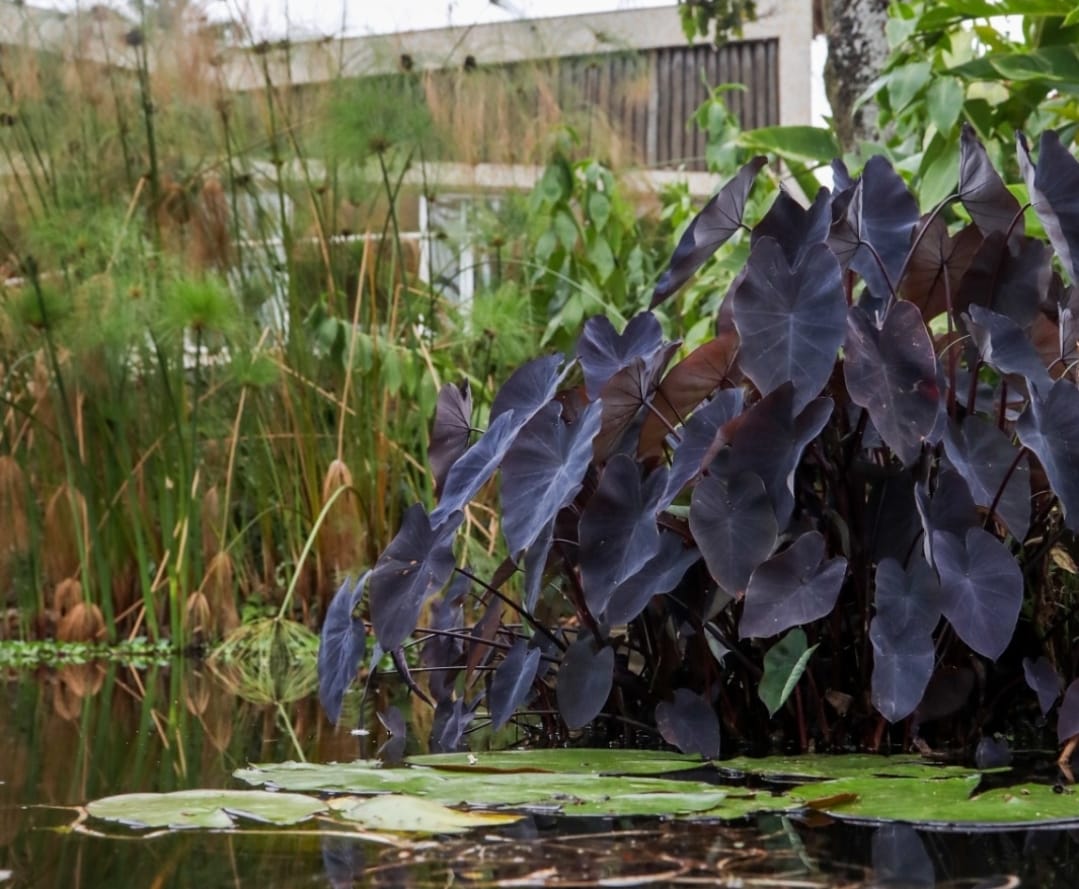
[328, 795, 520, 833]
[407, 748, 707, 775]
[234, 760, 437, 795]
[717, 755, 977, 781]
[86, 789, 326, 830]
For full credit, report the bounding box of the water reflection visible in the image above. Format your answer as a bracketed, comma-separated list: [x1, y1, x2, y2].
[1, 660, 1076, 887]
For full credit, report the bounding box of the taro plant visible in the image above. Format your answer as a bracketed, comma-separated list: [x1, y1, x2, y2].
[320, 126, 1079, 759]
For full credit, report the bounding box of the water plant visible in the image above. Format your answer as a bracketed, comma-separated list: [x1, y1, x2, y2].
[320, 127, 1079, 758]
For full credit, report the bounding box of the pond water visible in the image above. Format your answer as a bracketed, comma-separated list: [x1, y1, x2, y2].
[1, 658, 1076, 888]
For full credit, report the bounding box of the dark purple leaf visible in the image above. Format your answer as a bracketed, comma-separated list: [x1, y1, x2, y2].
[955, 232, 1051, 330]
[1023, 655, 1063, 717]
[578, 455, 666, 601]
[421, 573, 468, 704]
[915, 469, 978, 568]
[1017, 130, 1079, 283]
[651, 156, 767, 307]
[318, 571, 369, 725]
[593, 344, 681, 460]
[488, 638, 543, 731]
[844, 301, 941, 466]
[603, 532, 700, 625]
[557, 637, 614, 730]
[689, 470, 778, 597]
[733, 239, 846, 413]
[832, 158, 855, 192]
[655, 688, 720, 758]
[432, 410, 520, 524]
[873, 557, 941, 642]
[377, 705, 407, 762]
[899, 217, 982, 322]
[664, 388, 745, 504]
[1016, 378, 1079, 531]
[965, 304, 1053, 391]
[751, 187, 832, 269]
[638, 332, 740, 460]
[576, 311, 666, 399]
[960, 123, 1024, 238]
[430, 697, 476, 753]
[501, 400, 602, 555]
[915, 665, 975, 724]
[975, 736, 1012, 769]
[719, 385, 833, 528]
[490, 353, 568, 422]
[932, 528, 1023, 661]
[739, 531, 847, 639]
[943, 416, 1030, 542]
[1057, 679, 1079, 743]
[369, 505, 462, 651]
[523, 522, 554, 612]
[430, 380, 472, 499]
[865, 470, 923, 564]
[870, 620, 935, 723]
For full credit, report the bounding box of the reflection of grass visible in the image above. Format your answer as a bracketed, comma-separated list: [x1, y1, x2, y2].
[0, 638, 174, 669]
[208, 617, 319, 706]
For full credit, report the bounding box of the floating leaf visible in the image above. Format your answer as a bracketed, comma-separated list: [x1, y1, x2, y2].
[318, 571, 370, 725]
[328, 795, 520, 834]
[1016, 379, 1079, 531]
[429, 380, 472, 498]
[408, 749, 706, 775]
[655, 688, 721, 758]
[557, 638, 614, 730]
[1023, 656, 1063, 717]
[733, 239, 846, 413]
[651, 156, 767, 306]
[87, 790, 326, 830]
[740, 532, 846, 640]
[717, 755, 975, 781]
[488, 638, 543, 731]
[758, 628, 818, 716]
[369, 506, 462, 651]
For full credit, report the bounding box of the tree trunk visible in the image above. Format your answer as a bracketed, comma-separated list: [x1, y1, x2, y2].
[820, 0, 891, 152]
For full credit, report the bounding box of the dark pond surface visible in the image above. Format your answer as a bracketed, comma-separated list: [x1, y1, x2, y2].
[1, 657, 1077, 888]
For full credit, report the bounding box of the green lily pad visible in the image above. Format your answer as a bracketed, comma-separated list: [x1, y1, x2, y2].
[234, 760, 437, 794]
[328, 795, 521, 833]
[86, 789, 326, 830]
[791, 775, 1079, 826]
[718, 754, 977, 781]
[407, 749, 707, 775]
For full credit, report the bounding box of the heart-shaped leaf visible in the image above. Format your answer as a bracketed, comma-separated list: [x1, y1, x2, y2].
[740, 531, 847, 639]
[955, 232, 1050, 330]
[873, 557, 941, 642]
[488, 638, 543, 731]
[759, 628, 818, 716]
[430, 380, 472, 499]
[432, 410, 520, 525]
[430, 697, 477, 753]
[490, 353, 568, 422]
[421, 573, 469, 704]
[576, 312, 666, 400]
[915, 468, 978, 567]
[651, 156, 767, 306]
[689, 470, 778, 597]
[751, 187, 832, 269]
[1016, 378, 1079, 531]
[1017, 130, 1079, 283]
[959, 123, 1024, 238]
[593, 345, 681, 460]
[844, 301, 941, 466]
[1023, 656, 1063, 717]
[664, 388, 745, 503]
[965, 304, 1053, 391]
[733, 238, 847, 413]
[557, 637, 614, 730]
[318, 571, 370, 725]
[870, 620, 935, 724]
[655, 688, 721, 758]
[603, 532, 700, 625]
[932, 528, 1023, 661]
[899, 217, 982, 322]
[578, 455, 666, 600]
[369, 505, 462, 651]
[1057, 679, 1079, 743]
[500, 400, 602, 555]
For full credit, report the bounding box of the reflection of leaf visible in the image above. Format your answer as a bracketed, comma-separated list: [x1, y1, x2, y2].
[758, 628, 818, 716]
[86, 790, 325, 830]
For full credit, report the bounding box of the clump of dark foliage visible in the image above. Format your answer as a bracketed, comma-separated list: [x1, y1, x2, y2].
[320, 127, 1079, 758]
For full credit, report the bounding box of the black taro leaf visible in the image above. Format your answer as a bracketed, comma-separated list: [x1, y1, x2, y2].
[488, 638, 543, 731]
[523, 522, 554, 612]
[722, 387, 833, 528]
[733, 238, 846, 413]
[974, 736, 1012, 769]
[965, 304, 1053, 391]
[960, 123, 1024, 238]
[638, 331, 740, 460]
[932, 528, 1023, 661]
[955, 232, 1050, 330]
[430, 380, 472, 499]
[870, 620, 935, 723]
[501, 400, 602, 555]
[915, 469, 978, 566]
[689, 470, 778, 597]
[865, 470, 923, 564]
[578, 455, 666, 600]
[490, 353, 567, 423]
[655, 688, 721, 758]
[915, 665, 975, 723]
[651, 156, 767, 307]
[943, 416, 1030, 542]
[1057, 679, 1079, 743]
[664, 388, 745, 503]
[899, 216, 982, 322]
[603, 533, 700, 625]
[871, 824, 934, 889]
[422, 573, 468, 704]
[844, 302, 941, 466]
[751, 187, 832, 269]
[594, 344, 681, 460]
[874, 557, 941, 641]
[739, 531, 847, 639]
[377, 705, 407, 763]
[1017, 130, 1079, 283]
[1016, 379, 1079, 531]
[318, 571, 370, 725]
[369, 505, 462, 651]
[557, 638, 614, 730]
[576, 312, 665, 399]
[432, 410, 519, 525]
[1023, 655, 1063, 717]
[430, 697, 476, 753]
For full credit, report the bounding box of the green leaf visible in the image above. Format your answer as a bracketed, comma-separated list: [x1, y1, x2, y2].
[587, 236, 616, 283]
[758, 628, 817, 716]
[737, 126, 839, 166]
[408, 748, 706, 775]
[328, 795, 521, 833]
[86, 789, 326, 830]
[888, 61, 933, 112]
[718, 754, 978, 781]
[587, 192, 611, 231]
[926, 77, 965, 135]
